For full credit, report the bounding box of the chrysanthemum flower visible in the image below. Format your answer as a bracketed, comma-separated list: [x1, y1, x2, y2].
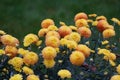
[45, 36, 60, 48]
[18, 48, 29, 56]
[22, 66, 34, 75]
[9, 74, 23, 80]
[47, 25, 58, 31]
[38, 28, 49, 37]
[88, 14, 97, 17]
[110, 75, 120, 80]
[23, 33, 39, 47]
[1, 34, 19, 46]
[66, 40, 78, 50]
[8, 57, 23, 71]
[45, 31, 60, 39]
[76, 44, 91, 57]
[0, 30, 6, 35]
[23, 51, 38, 65]
[74, 12, 88, 21]
[96, 16, 107, 21]
[41, 18, 54, 28]
[5, 46, 18, 57]
[58, 26, 72, 38]
[60, 38, 68, 46]
[42, 46, 57, 59]
[116, 64, 120, 74]
[69, 32, 81, 43]
[77, 27, 92, 38]
[75, 19, 88, 28]
[58, 69, 71, 79]
[69, 25, 77, 31]
[70, 51, 85, 66]
[27, 74, 40, 80]
[43, 59, 55, 68]
[102, 29, 115, 38]
[0, 49, 5, 55]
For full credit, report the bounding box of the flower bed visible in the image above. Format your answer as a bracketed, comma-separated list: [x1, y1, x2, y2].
[0, 12, 120, 80]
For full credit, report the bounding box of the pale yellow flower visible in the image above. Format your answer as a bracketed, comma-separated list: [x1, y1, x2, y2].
[69, 32, 81, 43]
[111, 18, 120, 26]
[58, 69, 71, 79]
[92, 21, 98, 26]
[22, 66, 34, 75]
[0, 49, 5, 55]
[9, 74, 23, 80]
[0, 30, 6, 35]
[88, 14, 97, 17]
[116, 64, 120, 74]
[66, 40, 78, 50]
[43, 59, 55, 68]
[23, 33, 39, 47]
[102, 40, 109, 45]
[110, 75, 120, 80]
[18, 48, 29, 56]
[48, 25, 58, 31]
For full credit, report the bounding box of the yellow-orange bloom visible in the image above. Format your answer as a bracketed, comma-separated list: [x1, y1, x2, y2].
[18, 48, 29, 56]
[70, 51, 85, 66]
[96, 16, 107, 21]
[60, 38, 68, 46]
[102, 40, 109, 45]
[77, 27, 92, 38]
[23, 33, 39, 47]
[116, 64, 120, 74]
[102, 29, 115, 38]
[111, 18, 120, 26]
[58, 26, 72, 38]
[22, 66, 34, 75]
[69, 32, 81, 43]
[38, 28, 49, 37]
[0, 49, 5, 55]
[23, 52, 38, 65]
[0, 30, 6, 35]
[42, 46, 57, 59]
[1, 34, 19, 46]
[74, 12, 88, 21]
[5, 46, 18, 57]
[69, 25, 77, 31]
[43, 59, 55, 68]
[8, 57, 23, 71]
[9, 74, 23, 80]
[110, 75, 120, 80]
[76, 44, 91, 57]
[66, 40, 78, 50]
[58, 69, 71, 79]
[41, 18, 54, 28]
[27, 74, 40, 80]
[45, 31, 60, 39]
[75, 19, 88, 28]
[47, 25, 58, 31]
[45, 36, 60, 48]
[88, 14, 97, 17]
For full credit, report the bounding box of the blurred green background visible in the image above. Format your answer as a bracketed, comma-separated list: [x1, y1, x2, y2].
[0, 0, 120, 41]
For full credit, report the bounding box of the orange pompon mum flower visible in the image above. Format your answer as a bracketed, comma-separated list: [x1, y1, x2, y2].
[42, 46, 57, 59]
[45, 36, 60, 48]
[9, 74, 23, 80]
[45, 31, 60, 39]
[75, 19, 88, 28]
[74, 12, 88, 21]
[77, 27, 92, 38]
[43, 59, 55, 68]
[1, 34, 19, 46]
[27, 74, 40, 80]
[38, 28, 49, 37]
[70, 51, 85, 66]
[41, 18, 54, 28]
[23, 51, 38, 65]
[102, 29, 115, 38]
[76, 44, 91, 58]
[58, 69, 71, 79]
[23, 33, 39, 47]
[5, 46, 18, 57]
[58, 25, 72, 38]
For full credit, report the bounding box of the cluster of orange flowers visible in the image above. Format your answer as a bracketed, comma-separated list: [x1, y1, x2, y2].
[0, 12, 120, 80]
